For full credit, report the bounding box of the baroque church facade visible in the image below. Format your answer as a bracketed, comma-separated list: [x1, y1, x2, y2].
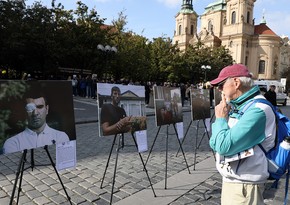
[173, 0, 290, 80]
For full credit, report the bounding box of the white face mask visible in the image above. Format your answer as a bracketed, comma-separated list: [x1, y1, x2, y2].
[25, 103, 36, 113]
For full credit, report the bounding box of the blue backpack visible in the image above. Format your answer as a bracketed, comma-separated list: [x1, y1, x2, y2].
[242, 98, 290, 205]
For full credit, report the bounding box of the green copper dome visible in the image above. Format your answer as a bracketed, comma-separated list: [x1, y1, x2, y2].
[204, 0, 226, 14]
[179, 0, 197, 15]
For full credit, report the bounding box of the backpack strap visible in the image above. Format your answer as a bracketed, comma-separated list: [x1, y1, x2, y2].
[251, 99, 279, 151]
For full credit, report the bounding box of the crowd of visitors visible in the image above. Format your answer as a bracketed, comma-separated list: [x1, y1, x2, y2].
[66, 75, 213, 107]
[18, 72, 213, 107]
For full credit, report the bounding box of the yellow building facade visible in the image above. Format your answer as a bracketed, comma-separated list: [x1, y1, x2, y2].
[173, 0, 290, 80]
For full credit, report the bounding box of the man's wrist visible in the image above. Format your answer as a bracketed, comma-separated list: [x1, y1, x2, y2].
[116, 122, 121, 131]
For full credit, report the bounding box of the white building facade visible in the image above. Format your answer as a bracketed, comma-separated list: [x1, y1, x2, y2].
[173, 0, 290, 80]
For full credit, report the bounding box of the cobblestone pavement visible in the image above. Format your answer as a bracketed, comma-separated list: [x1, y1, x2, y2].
[0, 97, 289, 205]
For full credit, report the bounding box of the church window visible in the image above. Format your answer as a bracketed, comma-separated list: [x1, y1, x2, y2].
[178, 25, 182, 35]
[258, 60, 265, 74]
[245, 56, 248, 66]
[247, 11, 250, 24]
[231, 11, 236, 24]
[208, 20, 213, 32]
[190, 25, 194, 35]
[273, 61, 277, 74]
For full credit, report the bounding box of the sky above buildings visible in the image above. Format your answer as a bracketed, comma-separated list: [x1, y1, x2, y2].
[25, 0, 290, 40]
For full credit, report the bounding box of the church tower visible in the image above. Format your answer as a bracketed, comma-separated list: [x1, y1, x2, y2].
[221, 0, 256, 64]
[173, 0, 198, 51]
[222, 0, 256, 36]
[176, 0, 286, 80]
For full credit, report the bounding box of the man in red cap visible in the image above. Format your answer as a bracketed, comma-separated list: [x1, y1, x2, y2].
[209, 64, 276, 204]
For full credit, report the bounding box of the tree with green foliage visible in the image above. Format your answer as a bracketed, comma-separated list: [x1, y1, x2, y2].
[0, 0, 234, 84]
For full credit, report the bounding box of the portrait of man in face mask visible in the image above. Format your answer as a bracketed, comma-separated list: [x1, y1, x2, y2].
[2, 82, 72, 154]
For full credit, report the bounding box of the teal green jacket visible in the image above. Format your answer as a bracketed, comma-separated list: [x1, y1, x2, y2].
[209, 86, 276, 183]
[210, 86, 271, 156]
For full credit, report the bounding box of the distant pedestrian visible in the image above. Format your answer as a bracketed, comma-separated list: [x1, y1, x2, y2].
[264, 85, 277, 107]
[72, 75, 78, 96]
[145, 82, 151, 105]
[180, 83, 186, 107]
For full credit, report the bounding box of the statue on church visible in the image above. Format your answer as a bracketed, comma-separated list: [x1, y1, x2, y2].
[223, 16, 227, 25]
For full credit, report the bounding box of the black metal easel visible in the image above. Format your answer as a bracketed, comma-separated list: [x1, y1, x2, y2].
[192, 119, 214, 170]
[176, 111, 216, 170]
[100, 133, 156, 205]
[144, 123, 191, 189]
[9, 145, 72, 205]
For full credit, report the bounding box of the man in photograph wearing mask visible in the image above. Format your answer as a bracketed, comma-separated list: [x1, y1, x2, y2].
[3, 92, 69, 154]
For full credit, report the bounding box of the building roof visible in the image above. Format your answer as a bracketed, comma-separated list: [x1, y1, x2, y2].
[254, 23, 278, 36]
[204, 0, 226, 14]
[177, 0, 198, 15]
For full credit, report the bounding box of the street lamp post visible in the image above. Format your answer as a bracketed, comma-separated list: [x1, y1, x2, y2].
[97, 44, 117, 81]
[201, 65, 211, 82]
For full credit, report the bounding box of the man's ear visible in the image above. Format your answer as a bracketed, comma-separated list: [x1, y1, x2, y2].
[46, 105, 49, 115]
[233, 77, 241, 89]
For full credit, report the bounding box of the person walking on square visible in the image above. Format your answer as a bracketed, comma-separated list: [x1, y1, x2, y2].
[209, 64, 276, 205]
[3, 91, 69, 154]
[264, 84, 277, 107]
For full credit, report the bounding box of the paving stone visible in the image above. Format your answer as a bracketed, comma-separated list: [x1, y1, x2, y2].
[82, 191, 100, 202]
[50, 194, 68, 204]
[73, 186, 89, 195]
[70, 193, 86, 204]
[33, 196, 51, 204]
[34, 184, 50, 192]
[0, 103, 289, 205]
[26, 189, 42, 199]
[42, 189, 59, 198]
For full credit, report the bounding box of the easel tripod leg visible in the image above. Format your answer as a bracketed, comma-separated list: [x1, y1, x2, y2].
[165, 125, 169, 189]
[176, 120, 192, 157]
[193, 120, 200, 171]
[16, 152, 27, 204]
[202, 119, 216, 161]
[173, 124, 191, 174]
[131, 133, 156, 197]
[10, 150, 27, 205]
[110, 134, 122, 205]
[100, 134, 117, 188]
[144, 126, 161, 167]
[44, 146, 72, 205]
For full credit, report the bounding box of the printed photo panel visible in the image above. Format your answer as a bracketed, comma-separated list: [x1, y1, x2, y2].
[214, 87, 222, 107]
[97, 83, 147, 137]
[190, 88, 211, 121]
[0, 80, 76, 155]
[153, 86, 183, 126]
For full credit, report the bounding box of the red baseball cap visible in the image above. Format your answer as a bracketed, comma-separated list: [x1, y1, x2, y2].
[210, 64, 252, 86]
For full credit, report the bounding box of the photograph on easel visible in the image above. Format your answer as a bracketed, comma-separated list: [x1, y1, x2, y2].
[0, 80, 76, 155]
[153, 86, 183, 126]
[190, 88, 211, 121]
[97, 83, 147, 137]
[214, 87, 222, 107]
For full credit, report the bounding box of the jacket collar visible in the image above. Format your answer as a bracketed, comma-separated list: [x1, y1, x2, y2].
[230, 86, 260, 109]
